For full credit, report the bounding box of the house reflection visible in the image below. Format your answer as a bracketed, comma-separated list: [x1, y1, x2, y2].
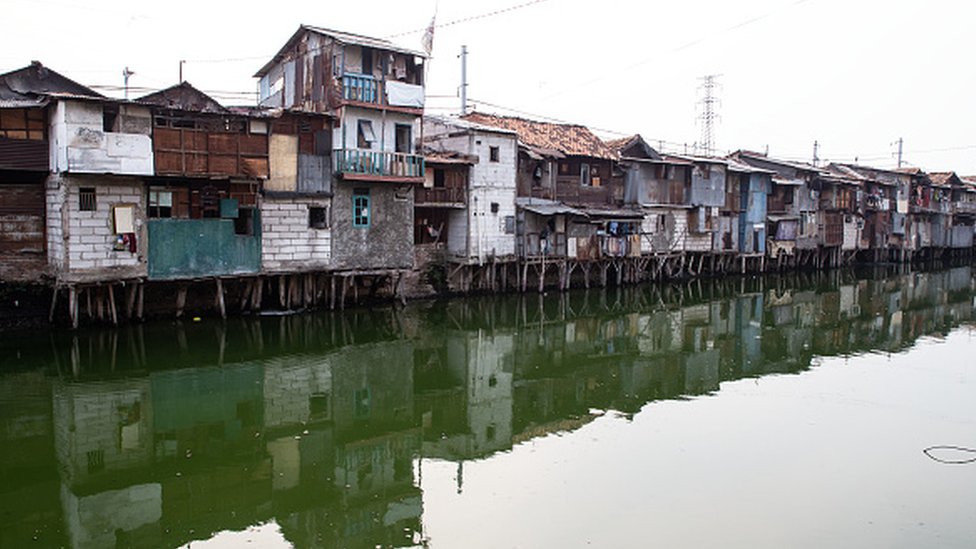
[0, 266, 972, 547]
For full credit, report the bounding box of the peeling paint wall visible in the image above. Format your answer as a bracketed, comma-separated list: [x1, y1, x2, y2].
[331, 182, 414, 271]
[50, 101, 153, 176]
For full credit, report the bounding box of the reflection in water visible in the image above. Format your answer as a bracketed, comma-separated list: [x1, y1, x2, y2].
[0, 267, 974, 548]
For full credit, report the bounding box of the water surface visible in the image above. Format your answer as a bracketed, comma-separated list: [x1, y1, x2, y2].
[1, 267, 974, 548]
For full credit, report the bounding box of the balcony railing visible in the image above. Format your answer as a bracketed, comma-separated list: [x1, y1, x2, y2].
[416, 186, 466, 205]
[342, 73, 379, 104]
[341, 74, 425, 109]
[334, 148, 424, 180]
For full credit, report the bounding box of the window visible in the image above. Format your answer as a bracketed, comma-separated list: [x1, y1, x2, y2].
[490, 202, 499, 214]
[395, 124, 411, 153]
[357, 120, 375, 149]
[580, 163, 592, 186]
[361, 47, 373, 75]
[309, 392, 330, 420]
[234, 208, 255, 236]
[148, 189, 172, 218]
[353, 189, 370, 227]
[309, 206, 329, 229]
[433, 168, 445, 188]
[504, 215, 516, 234]
[489, 145, 500, 162]
[79, 188, 96, 212]
[559, 162, 570, 175]
[102, 106, 118, 133]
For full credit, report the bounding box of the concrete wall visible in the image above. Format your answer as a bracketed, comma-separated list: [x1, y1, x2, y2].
[331, 182, 414, 271]
[61, 482, 161, 549]
[261, 197, 332, 272]
[50, 101, 153, 176]
[48, 175, 147, 281]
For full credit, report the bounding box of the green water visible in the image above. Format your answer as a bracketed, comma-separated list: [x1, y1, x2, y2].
[1, 267, 975, 548]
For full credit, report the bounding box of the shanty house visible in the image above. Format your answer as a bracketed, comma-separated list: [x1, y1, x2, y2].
[25, 64, 156, 284]
[255, 25, 427, 273]
[459, 112, 632, 261]
[259, 110, 334, 274]
[137, 83, 267, 280]
[0, 62, 73, 281]
[610, 135, 692, 255]
[421, 116, 519, 263]
[731, 151, 822, 261]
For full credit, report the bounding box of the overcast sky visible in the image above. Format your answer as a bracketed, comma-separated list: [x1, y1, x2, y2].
[3, 0, 973, 173]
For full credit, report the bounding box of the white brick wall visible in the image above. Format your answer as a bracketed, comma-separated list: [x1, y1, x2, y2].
[261, 197, 332, 271]
[49, 176, 147, 278]
[424, 120, 518, 260]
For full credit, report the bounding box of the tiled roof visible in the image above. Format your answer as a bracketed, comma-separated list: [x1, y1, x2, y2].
[462, 112, 617, 160]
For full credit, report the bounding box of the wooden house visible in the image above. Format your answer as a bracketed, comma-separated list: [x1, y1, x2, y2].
[137, 83, 268, 280]
[255, 25, 427, 274]
[0, 62, 87, 282]
[930, 172, 975, 250]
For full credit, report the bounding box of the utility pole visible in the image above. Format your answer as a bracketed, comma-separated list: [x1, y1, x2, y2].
[895, 137, 904, 168]
[122, 67, 135, 100]
[697, 74, 721, 157]
[812, 140, 820, 166]
[179, 60, 186, 83]
[459, 45, 468, 115]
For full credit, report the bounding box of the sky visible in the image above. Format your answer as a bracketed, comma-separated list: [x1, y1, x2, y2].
[3, 0, 974, 173]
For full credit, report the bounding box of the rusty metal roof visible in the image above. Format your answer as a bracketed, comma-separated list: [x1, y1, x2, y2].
[0, 61, 102, 102]
[137, 82, 228, 114]
[927, 171, 961, 188]
[607, 134, 662, 161]
[462, 112, 617, 160]
[256, 25, 427, 78]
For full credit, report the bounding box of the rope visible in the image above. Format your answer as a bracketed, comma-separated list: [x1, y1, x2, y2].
[923, 446, 976, 465]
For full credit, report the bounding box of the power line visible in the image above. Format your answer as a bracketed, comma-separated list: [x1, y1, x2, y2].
[541, 0, 814, 101]
[386, 0, 554, 38]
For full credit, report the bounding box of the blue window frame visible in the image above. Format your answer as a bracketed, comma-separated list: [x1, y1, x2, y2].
[353, 188, 370, 227]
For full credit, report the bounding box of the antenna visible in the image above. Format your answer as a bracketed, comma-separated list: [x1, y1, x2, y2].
[812, 140, 820, 166]
[696, 74, 721, 157]
[122, 67, 135, 99]
[179, 60, 186, 83]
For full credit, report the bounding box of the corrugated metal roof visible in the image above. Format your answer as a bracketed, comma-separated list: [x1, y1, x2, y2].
[256, 25, 427, 77]
[579, 206, 645, 220]
[772, 177, 805, 186]
[0, 61, 103, 101]
[515, 197, 587, 217]
[725, 158, 775, 174]
[463, 112, 617, 160]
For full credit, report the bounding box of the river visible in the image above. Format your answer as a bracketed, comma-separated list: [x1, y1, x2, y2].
[1, 266, 974, 548]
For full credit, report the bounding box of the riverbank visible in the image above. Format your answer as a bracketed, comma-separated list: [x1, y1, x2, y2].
[2, 253, 974, 331]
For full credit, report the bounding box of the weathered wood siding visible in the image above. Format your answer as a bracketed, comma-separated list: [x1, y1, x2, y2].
[0, 183, 47, 281]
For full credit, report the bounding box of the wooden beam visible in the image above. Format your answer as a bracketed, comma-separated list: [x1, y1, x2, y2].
[215, 278, 226, 319]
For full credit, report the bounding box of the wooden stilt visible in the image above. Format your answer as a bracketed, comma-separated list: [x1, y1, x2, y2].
[330, 275, 336, 310]
[176, 285, 187, 319]
[136, 282, 144, 320]
[125, 282, 138, 319]
[49, 286, 59, 323]
[107, 284, 118, 326]
[69, 286, 78, 329]
[215, 278, 226, 319]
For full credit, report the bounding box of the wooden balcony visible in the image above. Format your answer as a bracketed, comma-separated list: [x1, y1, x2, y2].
[416, 186, 466, 206]
[333, 148, 424, 183]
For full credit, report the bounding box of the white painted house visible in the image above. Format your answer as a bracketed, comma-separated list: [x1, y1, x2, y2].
[422, 116, 519, 262]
